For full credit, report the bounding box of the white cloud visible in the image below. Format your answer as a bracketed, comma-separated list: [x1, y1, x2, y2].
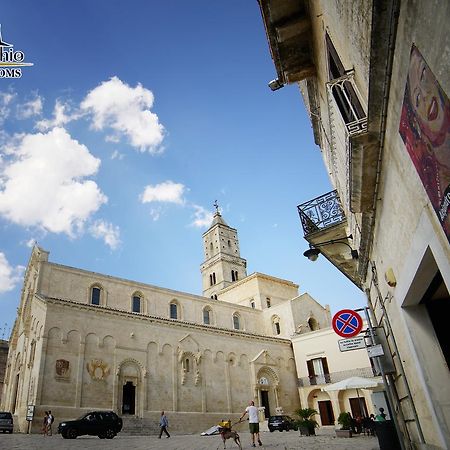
[0, 127, 107, 236]
[149, 207, 162, 221]
[89, 220, 121, 250]
[25, 238, 37, 248]
[35, 100, 79, 131]
[0, 91, 16, 124]
[111, 150, 124, 160]
[0, 252, 24, 294]
[81, 77, 165, 153]
[191, 205, 213, 228]
[17, 95, 43, 119]
[140, 181, 185, 204]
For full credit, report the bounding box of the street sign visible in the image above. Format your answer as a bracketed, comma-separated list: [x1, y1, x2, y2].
[26, 405, 35, 421]
[338, 336, 366, 352]
[367, 343, 384, 358]
[332, 309, 363, 338]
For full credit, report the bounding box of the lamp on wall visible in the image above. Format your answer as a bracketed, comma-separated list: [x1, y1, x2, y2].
[303, 235, 358, 262]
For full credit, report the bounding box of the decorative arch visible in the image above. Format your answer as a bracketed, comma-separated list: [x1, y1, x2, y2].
[169, 299, 181, 320]
[117, 357, 147, 379]
[307, 315, 319, 331]
[131, 291, 144, 313]
[271, 315, 281, 335]
[232, 312, 241, 330]
[256, 366, 280, 386]
[202, 305, 213, 325]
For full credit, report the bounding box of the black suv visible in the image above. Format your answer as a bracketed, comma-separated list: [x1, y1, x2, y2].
[0, 412, 13, 433]
[268, 415, 298, 432]
[58, 411, 122, 439]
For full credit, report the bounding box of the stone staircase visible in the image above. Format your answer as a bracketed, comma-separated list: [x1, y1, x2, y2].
[121, 416, 159, 435]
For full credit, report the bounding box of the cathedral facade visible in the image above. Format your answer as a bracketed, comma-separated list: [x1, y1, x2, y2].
[1, 211, 330, 433]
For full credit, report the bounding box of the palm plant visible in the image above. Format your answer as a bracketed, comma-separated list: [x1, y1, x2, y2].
[294, 407, 319, 436]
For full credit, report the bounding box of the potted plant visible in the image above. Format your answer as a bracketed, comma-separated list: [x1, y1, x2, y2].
[336, 412, 353, 438]
[294, 407, 319, 436]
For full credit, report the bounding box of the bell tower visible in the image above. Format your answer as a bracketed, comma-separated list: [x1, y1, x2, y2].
[200, 203, 247, 298]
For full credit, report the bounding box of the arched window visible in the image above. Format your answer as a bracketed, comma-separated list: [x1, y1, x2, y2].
[132, 295, 141, 313]
[210, 242, 213, 253]
[184, 358, 190, 372]
[308, 317, 319, 331]
[272, 316, 281, 335]
[91, 286, 101, 305]
[203, 307, 211, 325]
[233, 313, 240, 330]
[266, 297, 271, 308]
[170, 302, 178, 319]
[231, 270, 238, 282]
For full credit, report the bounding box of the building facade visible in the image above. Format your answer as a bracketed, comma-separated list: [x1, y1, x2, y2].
[258, 1, 450, 449]
[1, 211, 334, 434]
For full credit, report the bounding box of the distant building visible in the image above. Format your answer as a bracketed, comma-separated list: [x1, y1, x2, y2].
[258, 0, 450, 448]
[0, 340, 9, 405]
[1, 211, 336, 434]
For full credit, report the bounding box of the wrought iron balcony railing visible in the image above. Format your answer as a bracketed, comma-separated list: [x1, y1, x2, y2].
[297, 366, 375, 387]
[297, 190, 345, 236]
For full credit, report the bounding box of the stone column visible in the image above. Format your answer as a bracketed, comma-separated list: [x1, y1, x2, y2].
[328, 391, 341, 426]
[225, 360, 232, 413]
[35, 336, 48, 406]
[172, 349, 178, 411]
[75, 340, 86, 407]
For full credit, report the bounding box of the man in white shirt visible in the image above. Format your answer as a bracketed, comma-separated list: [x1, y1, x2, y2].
[239, 400, 262, 447]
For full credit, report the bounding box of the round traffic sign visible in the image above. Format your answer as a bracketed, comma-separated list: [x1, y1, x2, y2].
[332, 309, 363, 338]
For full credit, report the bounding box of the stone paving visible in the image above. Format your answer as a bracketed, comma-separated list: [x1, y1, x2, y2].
[0, 430, 380, 450]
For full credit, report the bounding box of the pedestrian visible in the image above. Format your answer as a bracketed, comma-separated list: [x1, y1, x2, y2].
[158, 410, 170, 438]
[239, 400, 262, 447]
[375, 407, 387, 421]
[42, 411, 49, 436]
[47, 410, 54, 436]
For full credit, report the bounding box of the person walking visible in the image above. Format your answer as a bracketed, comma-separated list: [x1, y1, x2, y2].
[239, 400, 262, 447]
[47, 410, 54, 436]
[42, 411, 49, 436]
[158, 410, 170, 438]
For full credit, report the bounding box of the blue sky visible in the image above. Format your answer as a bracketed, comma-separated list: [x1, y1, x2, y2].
[0, 0, 365, 337]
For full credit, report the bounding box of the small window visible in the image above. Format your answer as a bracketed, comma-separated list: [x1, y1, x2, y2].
[184, 358, 190, 372]
[91, 287, 101, 305]
[250, 301, 255, 309]
[203, 308, 211, 325]
[132, 296, 141, 313]
[308, 317, 319, 331]
[170, 303, 178, 319]
[233, 314, 240, 330]
[231, 270, 238, 282]
[266, 298, 271, 308]
[275, 322, 281, 335]
[228, 240, 231, 247]
[213, 294, 217, 300]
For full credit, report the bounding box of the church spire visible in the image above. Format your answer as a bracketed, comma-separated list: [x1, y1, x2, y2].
[200, 205, 247, 298]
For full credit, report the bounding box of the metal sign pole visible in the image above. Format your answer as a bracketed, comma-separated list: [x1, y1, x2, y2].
[355, 306, 407, 450]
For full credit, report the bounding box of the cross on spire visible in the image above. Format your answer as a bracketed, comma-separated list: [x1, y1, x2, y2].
[213, 200, 219, 214]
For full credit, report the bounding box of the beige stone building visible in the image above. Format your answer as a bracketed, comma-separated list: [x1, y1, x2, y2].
[1, 211, 335, 434]
[293, 325, 383, 427]
[258, 0, 450, 448]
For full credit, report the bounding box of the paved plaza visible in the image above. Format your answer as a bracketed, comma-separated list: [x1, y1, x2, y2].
[0, 430, 380, 450]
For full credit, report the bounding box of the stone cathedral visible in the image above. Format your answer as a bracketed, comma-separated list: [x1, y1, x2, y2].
[1, 210, 330, 433]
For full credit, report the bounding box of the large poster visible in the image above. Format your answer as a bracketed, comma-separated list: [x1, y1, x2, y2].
[399, 45, 450, 243]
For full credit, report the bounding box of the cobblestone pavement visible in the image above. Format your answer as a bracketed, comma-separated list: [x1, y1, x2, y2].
[0, 430, 380, 450]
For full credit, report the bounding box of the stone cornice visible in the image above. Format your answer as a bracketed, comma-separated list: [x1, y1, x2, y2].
[36, 294, 292, 345]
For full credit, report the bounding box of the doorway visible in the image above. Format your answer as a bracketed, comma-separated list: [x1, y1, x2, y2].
[122, 381, 136, 414]
[349, 396, 368, 418]
[318, 400, 335, 425]
[260, 390, 270, 418]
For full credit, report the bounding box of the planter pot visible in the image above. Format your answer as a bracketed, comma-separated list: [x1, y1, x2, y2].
[299, 425, 316, 436]
[335, 429, 352, 438]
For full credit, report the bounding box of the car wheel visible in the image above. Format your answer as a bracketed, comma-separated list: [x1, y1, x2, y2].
[98, 433, 106, 439]
[61, 431, 68, 439]
[67, 428, 77, 439]
[105, 428, 115, 439]
[269, 427, 274, 432]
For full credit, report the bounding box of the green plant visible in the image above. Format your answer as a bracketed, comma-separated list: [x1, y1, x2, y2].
[294, 408, 319, 435]
[337, 412, 352, 430]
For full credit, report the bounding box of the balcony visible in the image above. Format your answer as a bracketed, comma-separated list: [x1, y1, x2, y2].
[298, 367, 375, 388]
[297, 190, 361, 287]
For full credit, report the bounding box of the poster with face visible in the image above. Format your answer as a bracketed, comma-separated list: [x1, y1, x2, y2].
[399, 45, 450, 243]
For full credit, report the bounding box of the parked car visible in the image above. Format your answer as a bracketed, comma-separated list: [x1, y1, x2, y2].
[268, 415, 298, 432]
[0, 411, 13, 433]
[58, 411, 122, 439]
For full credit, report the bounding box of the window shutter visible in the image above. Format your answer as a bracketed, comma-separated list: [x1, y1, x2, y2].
[321, 357, 329, 374]
[307, 360, 314, 377]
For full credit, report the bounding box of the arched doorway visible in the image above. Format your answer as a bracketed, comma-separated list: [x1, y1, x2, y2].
[117, 359, 144, 416]
[256, 368, 279, 419]
[122, 381, 136, 415]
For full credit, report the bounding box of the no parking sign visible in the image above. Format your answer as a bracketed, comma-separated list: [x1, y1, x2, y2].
[332, 309, 363, 338]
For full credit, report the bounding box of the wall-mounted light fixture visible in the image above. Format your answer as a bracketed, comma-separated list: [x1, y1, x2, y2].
[268, 78, 284, 91]
[303, 235, 358, 262]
